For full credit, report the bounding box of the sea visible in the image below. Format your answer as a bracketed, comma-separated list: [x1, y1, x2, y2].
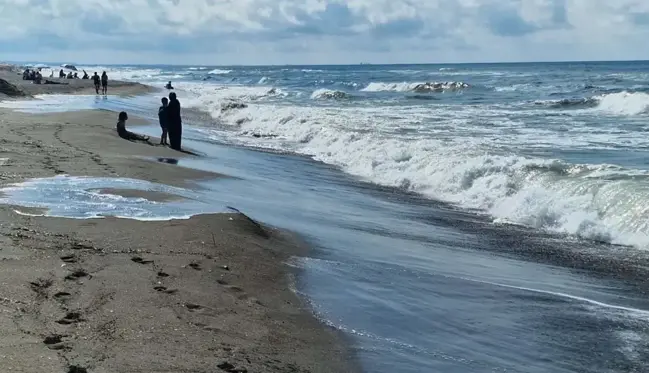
[2, 61, 649, 372]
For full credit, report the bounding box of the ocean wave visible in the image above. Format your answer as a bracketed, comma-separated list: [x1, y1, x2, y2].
[77, 66, 163, 82]
[594, 91, 649, 115]
[180, 83, 286, 115]
[310, 89, 354, 100]
[406, 95, 440, 101]
[208, 69, 232, 75]
[361, 81, 469, 93]
[192, 101, 649, 249]
[537, 97, 599, 109]
[539, 91, 649, 115]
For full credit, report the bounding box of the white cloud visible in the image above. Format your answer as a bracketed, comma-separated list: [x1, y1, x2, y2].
[1, 0, 649, 64]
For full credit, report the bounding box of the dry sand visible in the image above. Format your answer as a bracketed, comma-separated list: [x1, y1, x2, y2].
[0, 65, 154, 98]
[0, 90, 359, 371]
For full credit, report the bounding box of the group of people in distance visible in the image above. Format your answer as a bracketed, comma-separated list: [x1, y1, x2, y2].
[116, 91, 183, 151]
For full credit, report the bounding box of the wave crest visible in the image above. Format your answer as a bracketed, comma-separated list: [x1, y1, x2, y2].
[361, 81, 469, 93]
[193, 100, 649, 249]
[310, 89, 353, 100]
[539, 91, 649, 115]
[594, 91, 649, 115]
[208, 69, 232, 75]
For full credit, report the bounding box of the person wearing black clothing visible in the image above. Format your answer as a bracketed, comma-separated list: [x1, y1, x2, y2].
[166, 92, 182, 150]
[101, 71, 108, 94]
[92, 72, 100, 94]
[158, 97, 169, 146]
[116, 111, 150, 142]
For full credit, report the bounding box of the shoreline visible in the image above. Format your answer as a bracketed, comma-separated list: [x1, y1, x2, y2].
[0, 65, 156, 98]
[0, 81, 360, 371]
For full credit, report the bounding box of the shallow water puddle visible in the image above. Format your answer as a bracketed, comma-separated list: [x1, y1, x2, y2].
[0, 175, 223, 220]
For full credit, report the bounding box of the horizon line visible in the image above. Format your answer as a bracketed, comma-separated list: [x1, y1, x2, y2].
[4, 58, 649, 68]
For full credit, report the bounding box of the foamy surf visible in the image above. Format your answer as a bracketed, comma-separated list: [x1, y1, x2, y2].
[208, 69, 232, 75]
[594, 91, 649, 115]
[361, 81, 469, 93]
[10, 62, 649, 250]
[0, 175, 221, 220]
[190, 95, 649, 249]
[310, 89, 354, 100]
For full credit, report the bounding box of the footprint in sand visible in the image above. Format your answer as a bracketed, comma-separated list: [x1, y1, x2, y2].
[131, 256, 154, 264]
[60, 255, 77, 263]
[56, 311, 84, 325]
[154, 286, 178, 294]
[184, 303, 204, 311]
[224, 285, 244, 293]
[53, 292, 72, 301]
[43, 335, 62, 345]
[67, 365, 88, 373]
[64, 269, 89, 281]
[43, 334, 68, 350]
[29, 278, 53, 293]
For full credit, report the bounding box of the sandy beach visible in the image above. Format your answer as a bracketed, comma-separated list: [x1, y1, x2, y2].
[0, 65, 154, 98]
[0, 75, 358, 372]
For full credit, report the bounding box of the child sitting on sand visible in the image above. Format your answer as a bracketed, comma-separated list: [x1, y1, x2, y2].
[116, 111, 150, 142]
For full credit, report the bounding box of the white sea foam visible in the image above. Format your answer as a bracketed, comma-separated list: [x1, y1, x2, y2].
[14, 63, 649, 249]
[179, 83, 649, 249]
[0, 175, 219, 220]
[361, 81, 469, 92]
[310, 89, 352, 100]
[593, 91, 649, 116]
[208, 69, 232, 75]
[79, 66, 164, 82]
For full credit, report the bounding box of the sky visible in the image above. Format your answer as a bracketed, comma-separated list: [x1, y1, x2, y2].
[1, 0, 649, 65]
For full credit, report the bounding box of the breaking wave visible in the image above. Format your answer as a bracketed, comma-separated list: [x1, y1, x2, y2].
[310, 89, 354, 100]
[180, 85, 649, 249]
[208, 69, 232, 75]
[361, 81, 470, 93]
[539, 91, 649, 115]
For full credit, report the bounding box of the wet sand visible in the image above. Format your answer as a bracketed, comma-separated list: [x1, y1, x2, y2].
[0, 106, 359, 372]
[0, 66, 154, 98]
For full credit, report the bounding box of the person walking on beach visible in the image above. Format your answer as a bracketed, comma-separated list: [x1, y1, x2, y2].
[92, 72, 100, 94]
[101, 71, 108, 95]
[166, 92, 183, 151]
[158, 97, 169, 146]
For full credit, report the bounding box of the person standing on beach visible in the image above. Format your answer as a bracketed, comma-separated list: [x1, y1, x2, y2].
[158, 97, 169, 146]
[92, 72, 101, 94]
[166, 92, 183, 151]
[101, 71, 108, 95]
